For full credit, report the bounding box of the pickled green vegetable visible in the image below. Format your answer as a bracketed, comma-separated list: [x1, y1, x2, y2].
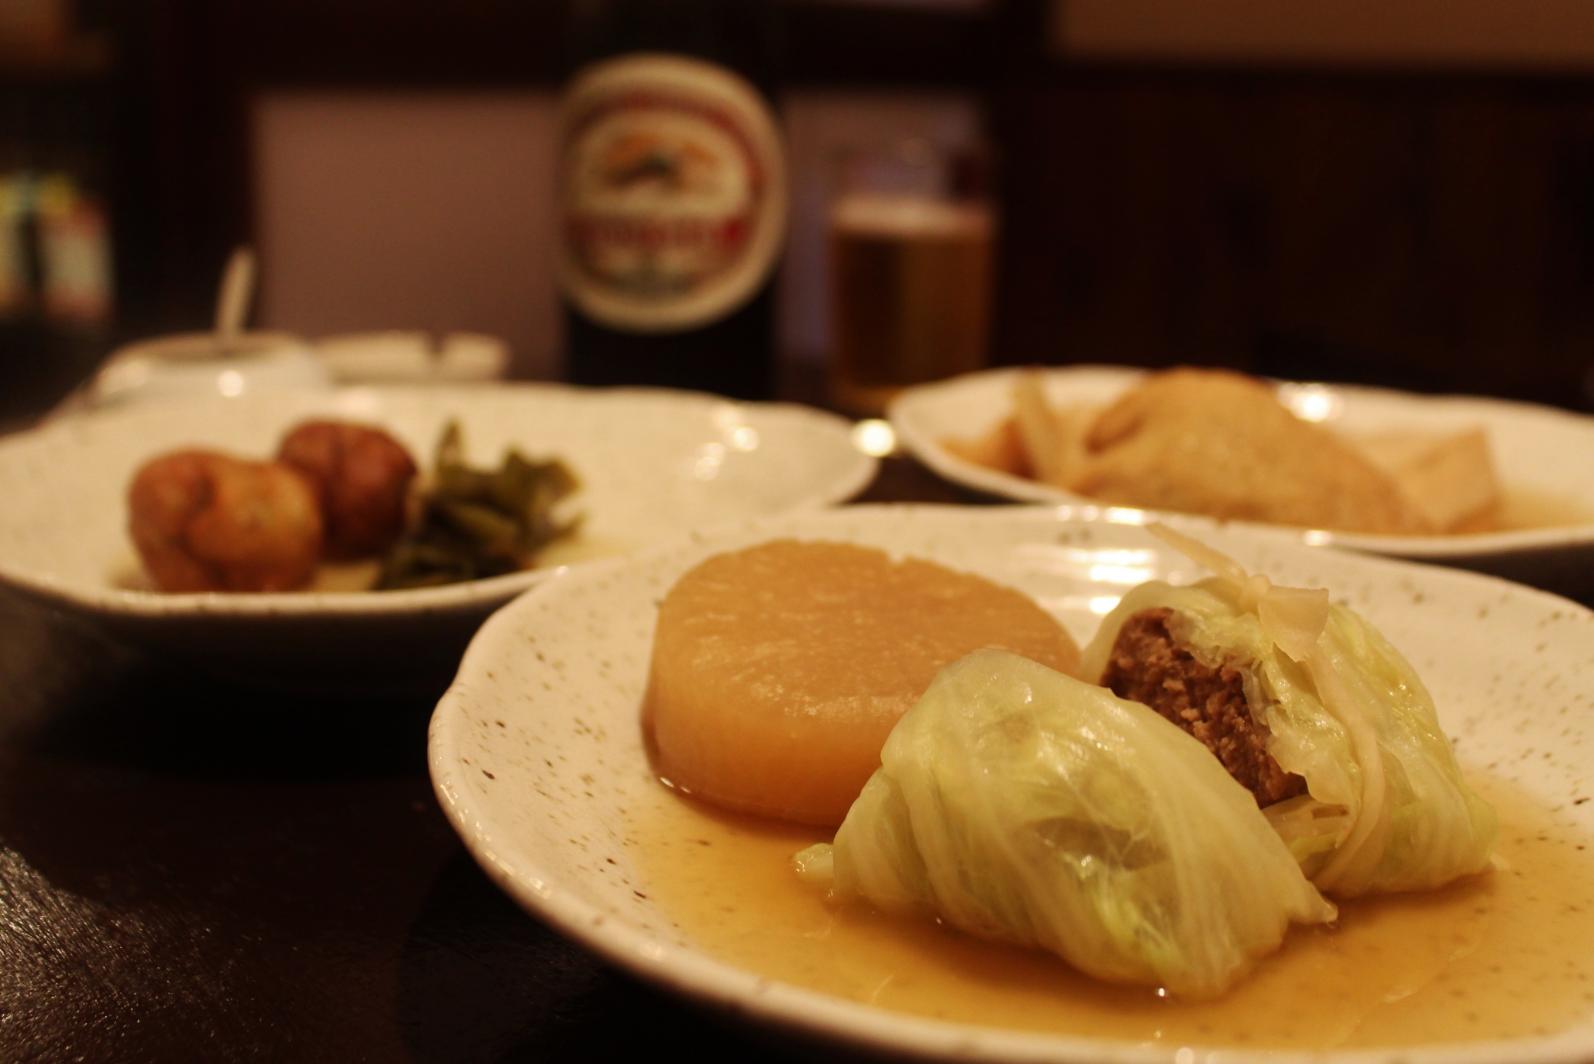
[374, 422, 580, 590]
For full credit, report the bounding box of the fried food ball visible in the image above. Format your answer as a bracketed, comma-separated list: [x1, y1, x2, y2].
[276, 420, 418, 559]
[128, 450, 324, 592]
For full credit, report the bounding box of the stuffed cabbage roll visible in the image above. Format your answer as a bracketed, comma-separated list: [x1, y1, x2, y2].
[796, 649, 1335, 998]
[1078, 526, 1496, 898]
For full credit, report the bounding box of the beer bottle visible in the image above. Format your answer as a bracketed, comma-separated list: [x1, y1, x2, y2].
[558, 0, 785, 400]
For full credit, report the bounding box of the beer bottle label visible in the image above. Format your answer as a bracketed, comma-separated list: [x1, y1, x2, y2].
[557, 53, 787, 334]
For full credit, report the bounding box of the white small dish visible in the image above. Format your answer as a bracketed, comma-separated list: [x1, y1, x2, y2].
[0, 384, 875, 689]
[888, 366, 1594, 599]
[89, 331, 330, 408]
[430, 504, 1594, 1064]
[314, 331, 510, 384]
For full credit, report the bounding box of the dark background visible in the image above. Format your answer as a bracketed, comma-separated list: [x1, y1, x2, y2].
[4, 5, 1594, 1060]
[4, 0, 1594, 424]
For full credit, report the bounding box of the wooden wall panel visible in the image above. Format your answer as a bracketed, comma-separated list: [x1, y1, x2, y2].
[994, 68, 1594, 408]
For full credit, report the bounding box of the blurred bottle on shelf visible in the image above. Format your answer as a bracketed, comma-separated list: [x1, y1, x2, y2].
[0, 168, 29, 319]
[0, 83, 113, 329]
[557, 0, 785, 399]
[33, 91, 113, 328]
[0, 100, 35, 320]
[35, 173, 111, 324]
[0, 2, 114, 424]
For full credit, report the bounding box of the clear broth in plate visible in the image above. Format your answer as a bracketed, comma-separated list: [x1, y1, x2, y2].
[634, 773, 1594, 1049]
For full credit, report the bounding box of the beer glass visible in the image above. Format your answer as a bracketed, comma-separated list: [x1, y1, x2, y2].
[827, 140, 995, 415]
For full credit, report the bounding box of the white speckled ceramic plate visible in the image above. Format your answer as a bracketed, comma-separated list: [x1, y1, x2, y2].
[430, 504, 1594, 1064]
[0, 385, 874, 689]
[889, 366, 1594, 599]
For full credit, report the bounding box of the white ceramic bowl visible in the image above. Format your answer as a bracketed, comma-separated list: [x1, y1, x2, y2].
[0, 385, 875, 689]
[313, 331, 510, 384]
[89, 331, 330, 407]
[430, 504, 1594, 1064]
[889, 366, 1594, 600]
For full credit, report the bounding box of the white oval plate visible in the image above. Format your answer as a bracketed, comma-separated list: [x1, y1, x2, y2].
[889, 366, 1594, 597]
[430, 504, 1594, 1064]
[0, 385, 875, 689]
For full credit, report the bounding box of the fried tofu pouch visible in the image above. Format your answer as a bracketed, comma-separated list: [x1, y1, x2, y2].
[796, 649, 1335, 998]
[1079, 526, 1496, 899]
[1074, 369, 1430, 534]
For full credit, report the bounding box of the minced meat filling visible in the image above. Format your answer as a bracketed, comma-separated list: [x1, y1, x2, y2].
[1101, 607, 1306, 807]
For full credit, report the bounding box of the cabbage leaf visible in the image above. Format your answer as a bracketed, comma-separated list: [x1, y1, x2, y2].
[1077, 527, 1496, 897]
[797, 649, 1335, 998]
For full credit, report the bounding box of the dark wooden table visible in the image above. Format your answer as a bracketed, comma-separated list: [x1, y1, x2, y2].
[0, 435, 968, 1063]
